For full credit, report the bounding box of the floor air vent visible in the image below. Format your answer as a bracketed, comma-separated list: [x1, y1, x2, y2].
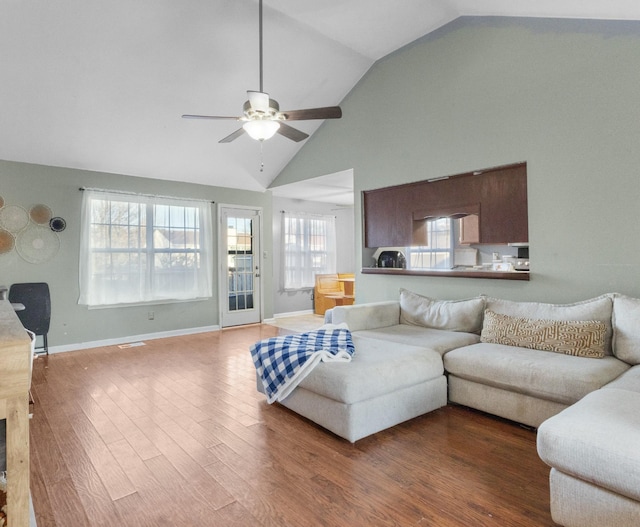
[117, 342, 146, 349]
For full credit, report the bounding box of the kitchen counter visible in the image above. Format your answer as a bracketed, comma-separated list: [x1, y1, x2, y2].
[361, 267, 530, 281]
[0, 300, 32, 526]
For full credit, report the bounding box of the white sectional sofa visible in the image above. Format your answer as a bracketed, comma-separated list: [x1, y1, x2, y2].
[536, 294, 640, 527]
[273, 288, 640, 526]
[276, 333, 447, 442]
[331, 290, 631, 429]
[445, 295, 628, 428]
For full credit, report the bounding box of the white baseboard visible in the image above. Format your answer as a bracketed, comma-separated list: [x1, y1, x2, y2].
[47, 325, 220, 354]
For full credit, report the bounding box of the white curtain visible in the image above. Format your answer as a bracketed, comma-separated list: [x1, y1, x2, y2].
[282, 211, 337, 290]
[79, 189, 213, 306]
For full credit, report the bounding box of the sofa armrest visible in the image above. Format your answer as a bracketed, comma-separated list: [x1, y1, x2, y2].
[331, 301, 400, 332]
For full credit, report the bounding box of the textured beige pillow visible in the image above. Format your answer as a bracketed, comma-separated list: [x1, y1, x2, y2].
[399, 288, 484, 333]
[612, 294, 640, 365]
[481, 310, 606, 358]
[484, 295, 614, 355]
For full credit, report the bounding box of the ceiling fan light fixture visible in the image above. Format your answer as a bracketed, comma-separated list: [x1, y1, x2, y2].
[182, 0, 341, 145]
[243, 119, 280, 141]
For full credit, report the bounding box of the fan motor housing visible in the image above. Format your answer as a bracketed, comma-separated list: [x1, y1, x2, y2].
[243, 98, 280, 119]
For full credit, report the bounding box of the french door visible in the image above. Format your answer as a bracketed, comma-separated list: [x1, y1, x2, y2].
[219, 206, 262, 327]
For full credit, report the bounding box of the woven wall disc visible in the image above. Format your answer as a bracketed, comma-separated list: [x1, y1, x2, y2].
[0, 229, 15, 254]
[0, 205, 29, 233]
[30, 204, 53, 225]
[16, 225, 60, 264]
[49, 217, 66, 232]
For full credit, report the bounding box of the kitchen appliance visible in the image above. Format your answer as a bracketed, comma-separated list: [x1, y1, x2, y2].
[378, 250, 406, 269]
[515, 246, 530, 271]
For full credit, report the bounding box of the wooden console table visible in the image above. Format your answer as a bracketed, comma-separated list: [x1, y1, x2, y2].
[0, 300, 32, 526]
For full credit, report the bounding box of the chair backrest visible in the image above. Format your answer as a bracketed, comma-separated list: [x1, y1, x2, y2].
[315, 274, 342, 293]
[9, 282, 51, 335]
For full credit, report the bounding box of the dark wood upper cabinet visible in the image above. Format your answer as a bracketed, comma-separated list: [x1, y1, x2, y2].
[363, 185, 414, 247]
[363, 162, 528, 247]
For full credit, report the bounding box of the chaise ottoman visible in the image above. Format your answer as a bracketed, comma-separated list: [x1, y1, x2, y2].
[276, 334, 447, 442]
[537, 387, 640, 526]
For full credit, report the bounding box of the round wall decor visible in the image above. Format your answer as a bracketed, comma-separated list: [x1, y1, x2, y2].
[16, 225, 60, 264]
[0, 205, 29, 233]
[0, 229, 15, 254]
[49, 216, 67, 232]
[30, 204, 53, 225]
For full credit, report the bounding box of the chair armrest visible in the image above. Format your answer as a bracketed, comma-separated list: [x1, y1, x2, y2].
[331, 301, 400, 331]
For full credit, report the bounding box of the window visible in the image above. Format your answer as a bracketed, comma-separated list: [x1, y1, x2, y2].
[79, 190, 213, 307]
[282, 212, 336, 290]
[226, 215, 254, 310]
[407, 218, 453, 269]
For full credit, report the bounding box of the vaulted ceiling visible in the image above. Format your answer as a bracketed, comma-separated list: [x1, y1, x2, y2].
[3, 1, 640, 195]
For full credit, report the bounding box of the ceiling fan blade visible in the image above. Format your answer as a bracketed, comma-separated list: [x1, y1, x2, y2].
[182, 114, 240, 120]
[277, 123, 309, 142]
[247, 91, 270, 113]
[280, 106, 342, 121]
[219, 128, 246, 143]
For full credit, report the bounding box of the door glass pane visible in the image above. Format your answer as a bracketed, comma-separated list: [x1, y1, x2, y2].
[227, 216, 254, 312]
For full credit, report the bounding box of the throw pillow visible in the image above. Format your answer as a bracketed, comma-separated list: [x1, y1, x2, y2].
[484, 295, 614, 355]
[480, 310, 606, 358]
[612, 294, 640, 365]
[399, 288, 485, 333]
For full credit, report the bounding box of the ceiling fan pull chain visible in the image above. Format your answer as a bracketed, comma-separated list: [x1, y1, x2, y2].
[260, 141, 265, 172]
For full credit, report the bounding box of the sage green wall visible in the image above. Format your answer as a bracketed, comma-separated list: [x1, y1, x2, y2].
[271, 17, 640, 304]
[0, 160, 273, 347]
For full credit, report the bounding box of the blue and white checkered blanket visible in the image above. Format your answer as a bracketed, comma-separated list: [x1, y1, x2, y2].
[250, 327, 355, 403]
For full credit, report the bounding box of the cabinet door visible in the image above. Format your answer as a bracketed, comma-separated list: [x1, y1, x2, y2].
[459, 214, 480, 244]
[477, 165, 528, 244]
[363, 186, 415, 247]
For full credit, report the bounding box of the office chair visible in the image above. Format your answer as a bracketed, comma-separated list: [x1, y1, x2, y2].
[9, 282, 51, 354]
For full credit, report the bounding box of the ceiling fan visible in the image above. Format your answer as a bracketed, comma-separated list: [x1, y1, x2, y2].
[182, 0, 342, 143]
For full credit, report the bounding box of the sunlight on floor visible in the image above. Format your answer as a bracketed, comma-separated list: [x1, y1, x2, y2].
[268, 314, 325, 333]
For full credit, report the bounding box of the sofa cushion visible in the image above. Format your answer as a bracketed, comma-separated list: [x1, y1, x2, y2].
[612, 294, 640, 365]
[481, 310, 607, 358]
[331, 301, 400, 332]
[399, 288, 484, 333]
[296, 335, 443, 405]
[537, 388, 640, 502]
[355, 325, 481, 356]
[444, 342, 629, 405]
[485, 295, 614, 355]
[602, 365, 640, 393]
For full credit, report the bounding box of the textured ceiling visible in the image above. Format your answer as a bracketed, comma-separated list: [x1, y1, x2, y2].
[2, 0, 640, 200]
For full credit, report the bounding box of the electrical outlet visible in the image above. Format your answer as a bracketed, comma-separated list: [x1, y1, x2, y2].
[148, 311, 154, 320]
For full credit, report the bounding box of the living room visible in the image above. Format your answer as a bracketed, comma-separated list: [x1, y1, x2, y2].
[2, 2, 640, 526]
[3, 6, 640, 348]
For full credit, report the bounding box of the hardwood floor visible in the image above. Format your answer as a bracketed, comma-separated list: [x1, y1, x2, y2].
[29, 324, 556, 526]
